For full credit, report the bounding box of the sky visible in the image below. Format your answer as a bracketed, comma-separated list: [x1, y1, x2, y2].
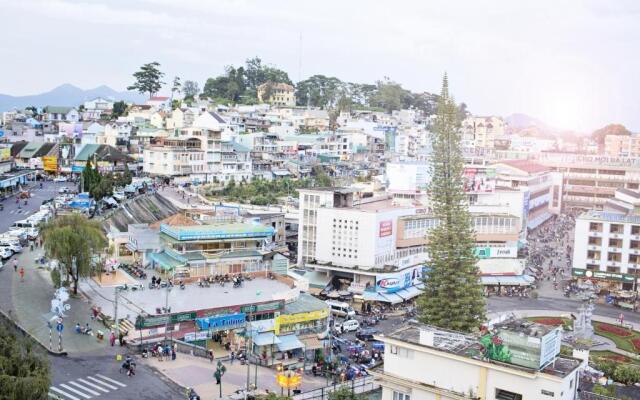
[1, 0, 639, 132]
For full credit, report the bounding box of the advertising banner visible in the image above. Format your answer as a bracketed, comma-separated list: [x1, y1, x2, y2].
[464, 167, 496, 193]
[376, 265, 424, 293]
[196, 313, 246, 332]
[475, 247, 518, 259]
[42, 156, 58, 172]
[0, 148, 10, 162]
[379, 220, 392, 237]
[482, 326, 562, 369]
[274, 308, 329, 335]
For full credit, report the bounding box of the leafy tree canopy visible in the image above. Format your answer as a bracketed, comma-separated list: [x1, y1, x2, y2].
[127, 61, 165, 98]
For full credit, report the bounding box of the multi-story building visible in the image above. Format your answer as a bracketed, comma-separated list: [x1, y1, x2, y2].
[572, 209, 640, 291]
[296, 188, 354, 267]
[257, 82, 296, 107]
[461, 116, 505, 149]
[604, 134, 640, 158]
[371, 320, 580, 400]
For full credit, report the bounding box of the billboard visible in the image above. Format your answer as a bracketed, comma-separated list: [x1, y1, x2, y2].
[463, 167, 496, 193]
[481, 325, 561, 370]
[0, 148, 10, 162]
[43, 156, 58, 172]
[376, 265, 424, 293]
[475, 247, 518, 259]
[379, 220, 393, 237]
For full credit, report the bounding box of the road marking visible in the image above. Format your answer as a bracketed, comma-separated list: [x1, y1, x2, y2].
[49, 386, 81, 400]
[58, 384, 92, 399]
[86, 376, 118, 390]
[95, 374, 127, 388]
[68, 381, 100, 396]
[76, 378, 110, 393]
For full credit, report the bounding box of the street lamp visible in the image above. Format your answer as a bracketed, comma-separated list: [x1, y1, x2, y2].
[214, 360, 226, 398]
[275, 366, 302, 397]
[163, 286, 173, 342]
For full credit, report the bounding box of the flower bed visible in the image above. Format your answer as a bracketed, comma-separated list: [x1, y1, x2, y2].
[596, 323, 633, 337]
[632, 339, 640, 352]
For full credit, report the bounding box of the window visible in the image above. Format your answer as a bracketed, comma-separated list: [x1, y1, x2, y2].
[393, 391, 410, 400]
[610, 224, 624, 234]
[495, 389, 522, 400]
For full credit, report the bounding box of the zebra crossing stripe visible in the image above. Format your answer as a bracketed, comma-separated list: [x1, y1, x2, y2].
[95, 374, 127, 388]
[76, 378, 110, 393]
[58, 384, 92, 399]
[49, 386, 81, 400]
[86, 376, 118, 390]
[68, 381, 100, 396]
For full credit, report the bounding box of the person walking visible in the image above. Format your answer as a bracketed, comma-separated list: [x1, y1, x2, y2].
[13, 259, 17, 272]
[208, 349, 215, 363]
[109, 330, 116, 347]
[19, 267, 24, 282]
[230, 351, 235, 364]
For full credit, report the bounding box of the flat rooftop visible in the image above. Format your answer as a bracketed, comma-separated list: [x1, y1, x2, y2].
[382, 322, 580, 378]
[85, 277, 295, 316]
[579, 209, 640, 224]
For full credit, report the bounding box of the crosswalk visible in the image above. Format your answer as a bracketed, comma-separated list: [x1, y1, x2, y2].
[49, 374, 127, 400]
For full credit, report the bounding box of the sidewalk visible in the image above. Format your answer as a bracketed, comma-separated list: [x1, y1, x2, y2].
[8, 245, 112, 355]
[143, 352, 329, 398]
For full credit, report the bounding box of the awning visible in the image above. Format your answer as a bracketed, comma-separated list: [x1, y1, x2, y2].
[395, 285, 423, 300]
[362, 291, 404, 304]
[527, 211, 553, 230]
[277, 335, 304, 352]
[149, 251, 185, 271]
[481, 275, 535, 286]
[380, 292, 404, 304]
[253, 332, 281, 346]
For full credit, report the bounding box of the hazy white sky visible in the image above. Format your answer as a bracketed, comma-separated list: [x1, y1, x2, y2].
[1, 0, 638, 132]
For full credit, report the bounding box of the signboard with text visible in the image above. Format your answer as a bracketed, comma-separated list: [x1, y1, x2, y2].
[376, 265, 425, 293]
[379, 220, 393, 237]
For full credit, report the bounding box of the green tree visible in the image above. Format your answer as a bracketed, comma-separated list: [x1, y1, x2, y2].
[312, 166, 333, 187]
[41, 215, 107, 295]
[370, 78, 411, 113]
[111, 101, 128, 119]
[417, 74, 485, 333]
[0, 317, 50, 400]
[327, 386, 363, 400]
[182, 80, 200, 101]
[171, 76, 181, 100]
[127, 61, 165, 98]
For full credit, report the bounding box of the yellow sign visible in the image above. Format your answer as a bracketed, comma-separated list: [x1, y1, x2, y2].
[42, 156, 58, 172]
[274, 308, 329, 334]
[276, 372, 301, 389]
[0, 148, 10, 162]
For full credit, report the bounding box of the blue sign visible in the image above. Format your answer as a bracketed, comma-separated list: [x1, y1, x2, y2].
[196, 313, 246, 332]
[71, 165, 85, 172]
[56, 323, 64, 332]
[0, 129, 4, 138]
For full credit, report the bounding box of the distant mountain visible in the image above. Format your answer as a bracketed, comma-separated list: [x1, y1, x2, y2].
[0, 84, 146, 112]
[505, 113, 553, 131]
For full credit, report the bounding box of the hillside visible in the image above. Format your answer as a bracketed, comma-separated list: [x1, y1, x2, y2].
[0, 84, 145, 111]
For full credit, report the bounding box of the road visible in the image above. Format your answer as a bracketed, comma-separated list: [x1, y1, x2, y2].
[49, 354, 184, 400]
[0, 180, 61, 232]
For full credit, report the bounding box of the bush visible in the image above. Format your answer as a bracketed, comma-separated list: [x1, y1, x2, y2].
[597, 323, 633, 337]
[613, 364, 640, 385]
[50, 269, 61, 289]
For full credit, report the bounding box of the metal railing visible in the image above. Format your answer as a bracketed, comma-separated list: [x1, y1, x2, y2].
[293, 376, 379, 400]
[580, 391, 618, 400]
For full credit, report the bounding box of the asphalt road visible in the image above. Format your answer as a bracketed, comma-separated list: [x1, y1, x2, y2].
[0, 179, 62, 232]
[49, 353, 184, 400]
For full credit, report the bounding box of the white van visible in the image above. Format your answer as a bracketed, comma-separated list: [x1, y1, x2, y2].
[325, 301, 356, 318]
[11, 219, 38, 230]
[338, 319, 360, 333]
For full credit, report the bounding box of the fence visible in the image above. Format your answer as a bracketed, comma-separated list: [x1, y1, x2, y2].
[293, 376, 379, 400]
[580, 391, 618, 400]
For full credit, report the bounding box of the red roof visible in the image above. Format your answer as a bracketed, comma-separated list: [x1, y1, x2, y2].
[496, 159, 550, 174]
[149, 96, 169, 101]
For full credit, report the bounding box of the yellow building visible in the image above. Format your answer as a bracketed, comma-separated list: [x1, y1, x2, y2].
[257, 82, 296, 107]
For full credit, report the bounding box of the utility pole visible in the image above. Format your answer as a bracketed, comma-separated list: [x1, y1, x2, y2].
[114, 286, 120, 338]
[164, 287, 172, 342]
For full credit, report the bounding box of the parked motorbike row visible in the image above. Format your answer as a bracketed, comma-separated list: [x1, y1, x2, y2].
[120, 262, 147, 280]
[197, 273, 253, 288]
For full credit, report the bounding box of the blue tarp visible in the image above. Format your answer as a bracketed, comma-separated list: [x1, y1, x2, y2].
[276, 335, 304, 351]
[481, 275, 535, 286]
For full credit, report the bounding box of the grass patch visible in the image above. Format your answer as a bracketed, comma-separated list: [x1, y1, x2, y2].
[593, 322, 640, 354]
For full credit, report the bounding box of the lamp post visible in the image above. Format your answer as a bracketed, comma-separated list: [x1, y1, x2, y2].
[163, 286, 172, 342]
[214, 360, 226, 398]
[276, 366, 302, 398]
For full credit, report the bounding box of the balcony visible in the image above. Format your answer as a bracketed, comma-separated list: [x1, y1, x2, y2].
[607, 260, 621, 267]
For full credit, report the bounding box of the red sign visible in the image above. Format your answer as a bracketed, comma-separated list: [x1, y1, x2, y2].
[379, 220, 392, 237]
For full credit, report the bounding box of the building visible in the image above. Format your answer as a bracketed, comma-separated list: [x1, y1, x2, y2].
[297, 188, 355, 266]
[604, 134, 640, 158]
[44, 106, 80, 122]
[462, 116, 506, 149]
[257, 82, 296, 107]
[572, 209, 640, 291]
[371, 320, 580, 400]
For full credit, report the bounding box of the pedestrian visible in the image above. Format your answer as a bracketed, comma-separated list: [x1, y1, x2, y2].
[165, 344, 171, 360]
[19, 267, 24, 282]
[109, 330, 116, 347]
[118, 332, 124, 346]
[230, 351, 235, 364]
[209, 349, 215, 363]
[13, 259, 17, 272]
[171, 347, 176, 361]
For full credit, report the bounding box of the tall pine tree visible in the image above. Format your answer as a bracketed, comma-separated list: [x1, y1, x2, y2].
[417, 74, 485, 333]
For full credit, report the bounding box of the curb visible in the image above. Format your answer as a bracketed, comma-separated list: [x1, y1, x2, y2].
[0, 308, 68, 356]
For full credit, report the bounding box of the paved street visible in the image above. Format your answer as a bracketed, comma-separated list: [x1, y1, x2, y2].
[0, 179, 61, 231]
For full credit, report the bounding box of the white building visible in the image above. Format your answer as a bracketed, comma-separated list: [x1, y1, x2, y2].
[372, 321, 580, 400]
[462, 116, 506, 149]
[572, 209, 640, 291]
[386, 161, 430, 204]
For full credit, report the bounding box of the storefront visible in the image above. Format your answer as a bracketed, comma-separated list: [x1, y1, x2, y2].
[572, 268, 638, 291]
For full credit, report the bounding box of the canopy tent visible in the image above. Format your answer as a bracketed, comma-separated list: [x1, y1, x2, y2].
[149, 251, 186, 271]
[395, 285, 423, 301]
[277, 335, 304, 352]
[480, 275, 535, 286]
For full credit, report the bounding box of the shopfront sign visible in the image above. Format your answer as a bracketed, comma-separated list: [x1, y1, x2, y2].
[184, 331, 209, 342]
[376, 265, 424, 293]
[135, 311, 197, 329]
[475, 247, 518, 259]
[572, 268, 636, 283]
[274, 309, 329, 335]
[196, 313, 246, 332]
[241, 301, 283, 314]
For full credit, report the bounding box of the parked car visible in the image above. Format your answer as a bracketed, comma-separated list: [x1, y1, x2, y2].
[355, 328, 379, 341]
[0, 247, 13, 259]
[338, 319, 360, 333]
[53, 176, 68, 182]
[58, 187, 70, 194]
